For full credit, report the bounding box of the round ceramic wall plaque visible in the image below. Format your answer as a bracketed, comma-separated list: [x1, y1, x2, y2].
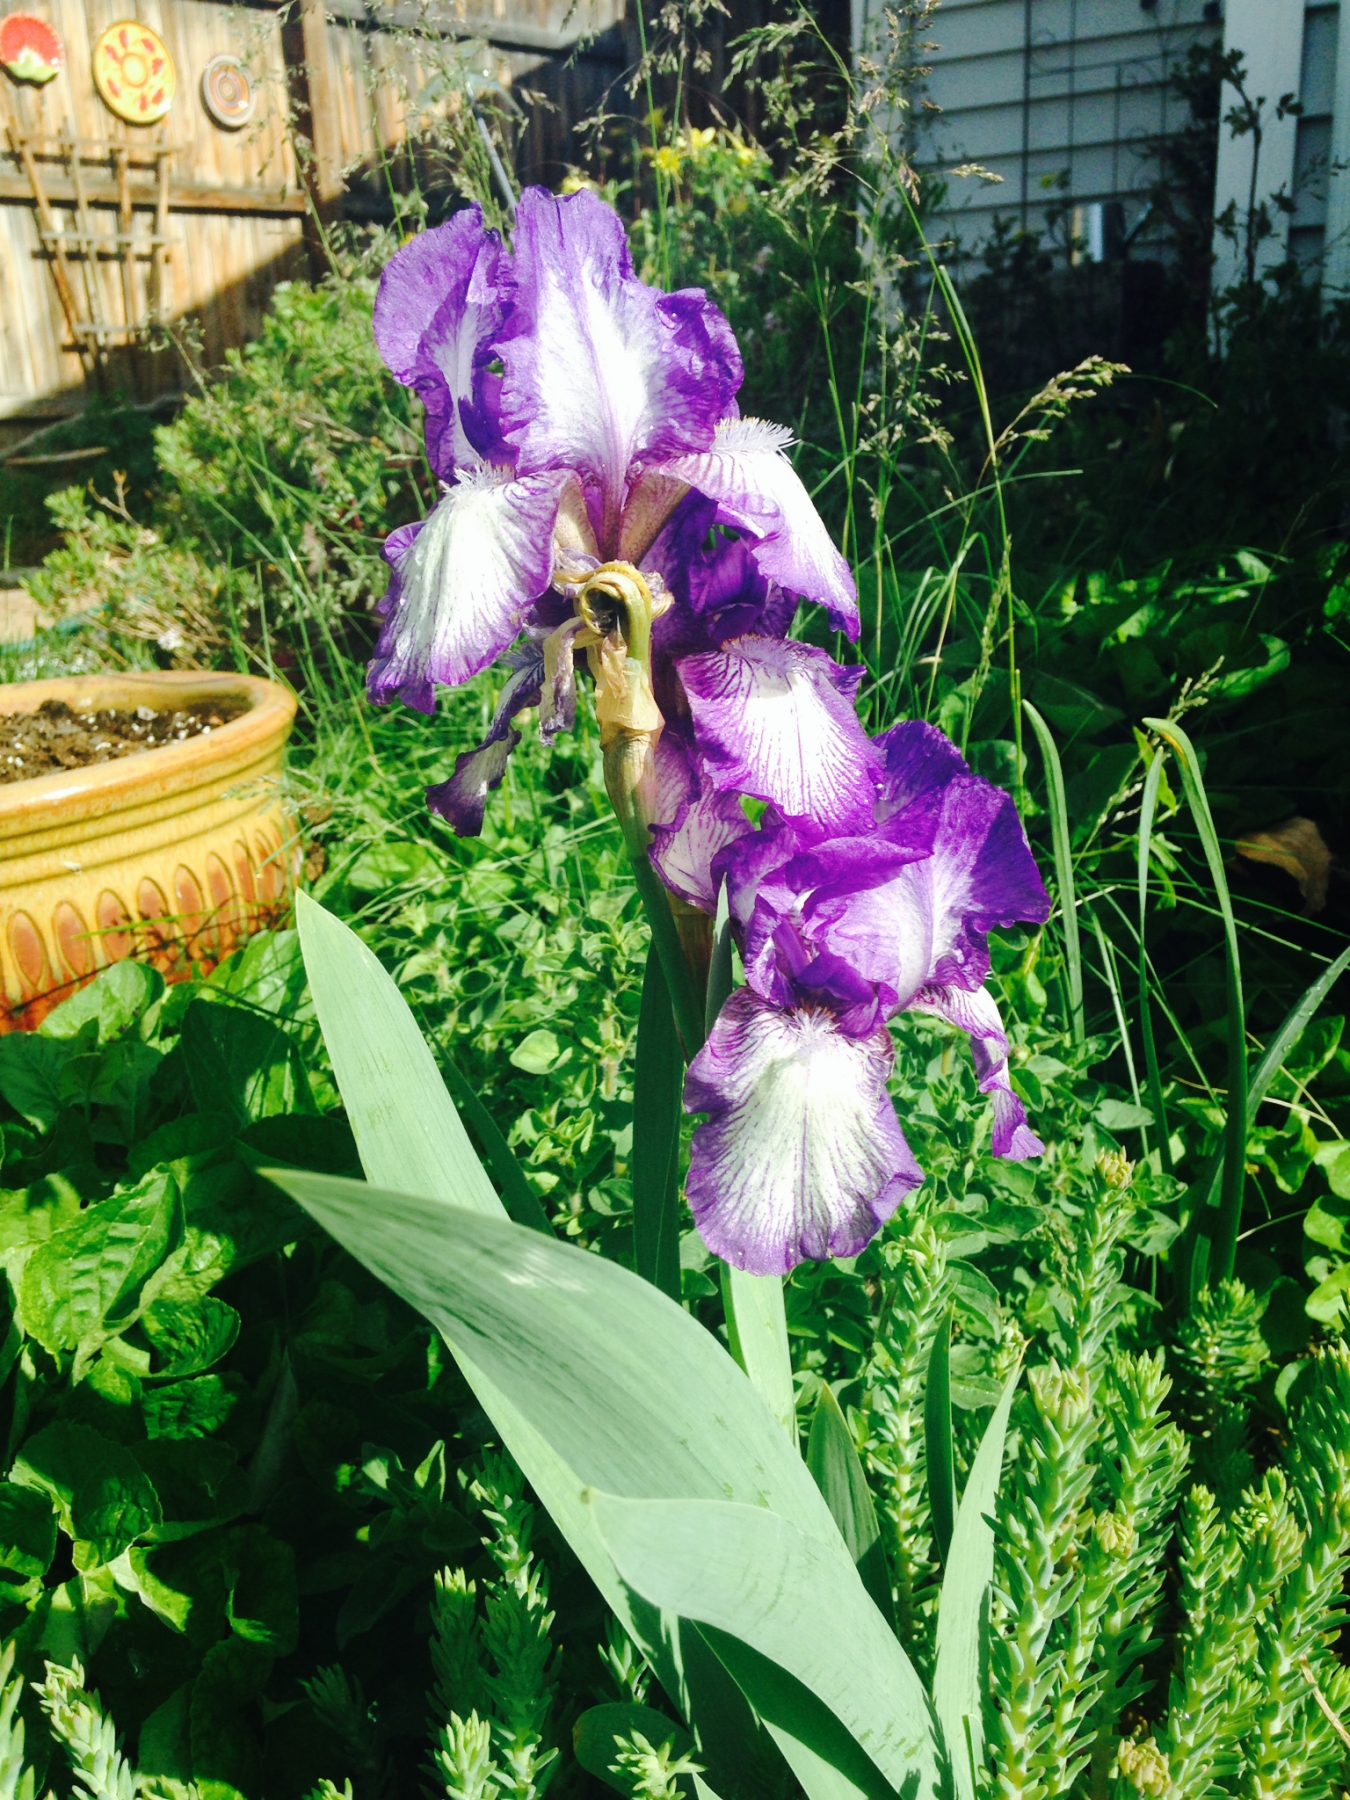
[200, 52, 254, 129]
[92, 20, 176, 124]
[0, 14, 65, 84]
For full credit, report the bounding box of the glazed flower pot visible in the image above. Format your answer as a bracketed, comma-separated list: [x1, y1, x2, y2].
[0, 671, 300, 1031]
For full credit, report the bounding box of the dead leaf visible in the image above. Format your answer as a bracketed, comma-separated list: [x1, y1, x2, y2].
[1235, 816, 1333, 914]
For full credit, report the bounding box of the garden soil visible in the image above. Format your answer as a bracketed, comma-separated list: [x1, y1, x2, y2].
[0, 697, 244, 784]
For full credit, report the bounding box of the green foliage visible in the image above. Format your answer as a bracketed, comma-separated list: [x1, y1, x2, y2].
[154, 266, 420, 624]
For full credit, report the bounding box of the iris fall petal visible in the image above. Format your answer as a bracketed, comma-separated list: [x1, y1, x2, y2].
[679, 635, 877, 834]
[685, 990, 923, 1274]
[368, 468, 563, 709]
[909, 982, 1045, 1160]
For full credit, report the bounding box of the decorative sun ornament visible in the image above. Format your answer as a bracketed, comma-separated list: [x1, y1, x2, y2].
[92, 20, 176, 123]
[200, 52, 255, 129]
[0, 13, 64, 84]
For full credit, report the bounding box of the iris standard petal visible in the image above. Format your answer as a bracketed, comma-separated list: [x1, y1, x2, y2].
[792, 775, 1049, 1008]
[373, 206, 513, 476]
[368, 469, 563, 710]
[647, 729, 750, 913]
[873, 719, 971, 821]
[679, 635, 877, 834]
[685, 990, 923, 1274]
[909, 982, 1045, 1160]
[499, 188, 742, 548]
[426, 648, 545, 837]
[649, 417, 858, 635]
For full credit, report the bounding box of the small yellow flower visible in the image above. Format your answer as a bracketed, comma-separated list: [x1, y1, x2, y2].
[687, 126, 717, 155]
[560, 171, 597, 196]
[652, 145, 684, 179]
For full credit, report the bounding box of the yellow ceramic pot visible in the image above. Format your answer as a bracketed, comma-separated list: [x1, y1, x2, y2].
[0, 671, 300, 1031]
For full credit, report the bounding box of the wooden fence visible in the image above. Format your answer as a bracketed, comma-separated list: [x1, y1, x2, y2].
[0, 0, 630, 444]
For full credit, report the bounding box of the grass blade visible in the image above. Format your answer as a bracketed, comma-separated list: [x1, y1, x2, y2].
[633, 944, 683, 1301]
[1144, 718, 1246, 1294]
[932, 1369, 1019, 1800]
[924, 1314, 957, 1568]
[1022, 700, 1084, 1047]
[1136, 750, 1173, 1171]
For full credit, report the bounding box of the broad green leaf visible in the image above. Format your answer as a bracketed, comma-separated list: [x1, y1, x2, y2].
[924, 1317, 957, 1568]
[1316, 1141, 1350, 1202]
[13, 1422, 161, 1571]
[590, 1491, 941, 1798]
[0, 1479, 56, 1581]
[294, 891, 498, 1217]
[293, 895, 880, 1797]
[0, 1033, 72, 1130]
[41, 959, 164, 1041]
[271, 1169, 884, 1800]
[140, 1297, 241, 1379]
[806, 1386, 890, 1622]
[19, 1171, 181, 1358]
[181, 1000, 312, 1126]
[932, 1369, 1019, 1800]
[633, 945, 683, 1300]
[510, 1027, 567, 1074]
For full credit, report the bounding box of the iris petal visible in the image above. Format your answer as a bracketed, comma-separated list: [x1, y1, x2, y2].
[650, 417, 858, 634]
[368, 468, 563, 710]
[802, 776, 1051, 1006]
[426, 650, 545, 837]
[685, 990, 923, 1274]
[679, 635, 877, 834]
[647, 730, 750, 913]
[373, 206, 513, 476]
[909, 982, 1045, 1160]
[500, 189, 742, 548]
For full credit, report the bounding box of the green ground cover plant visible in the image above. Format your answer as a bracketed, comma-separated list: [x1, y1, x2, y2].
[2, 3, 1349, 1795]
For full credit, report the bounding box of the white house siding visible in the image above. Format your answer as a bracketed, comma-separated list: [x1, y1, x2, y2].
[908, 0, 1220, 267]
[900, 0, 1348, 292]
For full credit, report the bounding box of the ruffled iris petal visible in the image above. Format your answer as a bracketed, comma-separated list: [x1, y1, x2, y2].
[679, 635, 877, 834]
[650, 417, 859, 635]
[426, 649, 545, 837]
[873, 719, 971, 821]
[647, 730, 750, 914]
[368, 469, 563, 710]
[685, 990, 923, 1274]
[500, 189, 742, 547]
[910, 982, 1045, 1160]
[373, 207, 512, 476]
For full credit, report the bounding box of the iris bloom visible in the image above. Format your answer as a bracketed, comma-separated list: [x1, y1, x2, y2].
[370, 190, 1050, 1279]
[683, 722, 1051, 1275]
[369, 187, 855, 834]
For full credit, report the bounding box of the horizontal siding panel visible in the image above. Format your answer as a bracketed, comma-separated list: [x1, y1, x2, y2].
[933, 84, 1173, 161]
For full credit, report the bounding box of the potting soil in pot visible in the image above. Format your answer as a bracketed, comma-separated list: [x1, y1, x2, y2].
[0, 697, 245, 784]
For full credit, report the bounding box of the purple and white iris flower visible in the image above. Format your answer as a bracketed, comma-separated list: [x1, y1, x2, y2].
[369, 186, 855, 834]
[370, 190, 1050, 1278]
[685, 722, 1051, 1274]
